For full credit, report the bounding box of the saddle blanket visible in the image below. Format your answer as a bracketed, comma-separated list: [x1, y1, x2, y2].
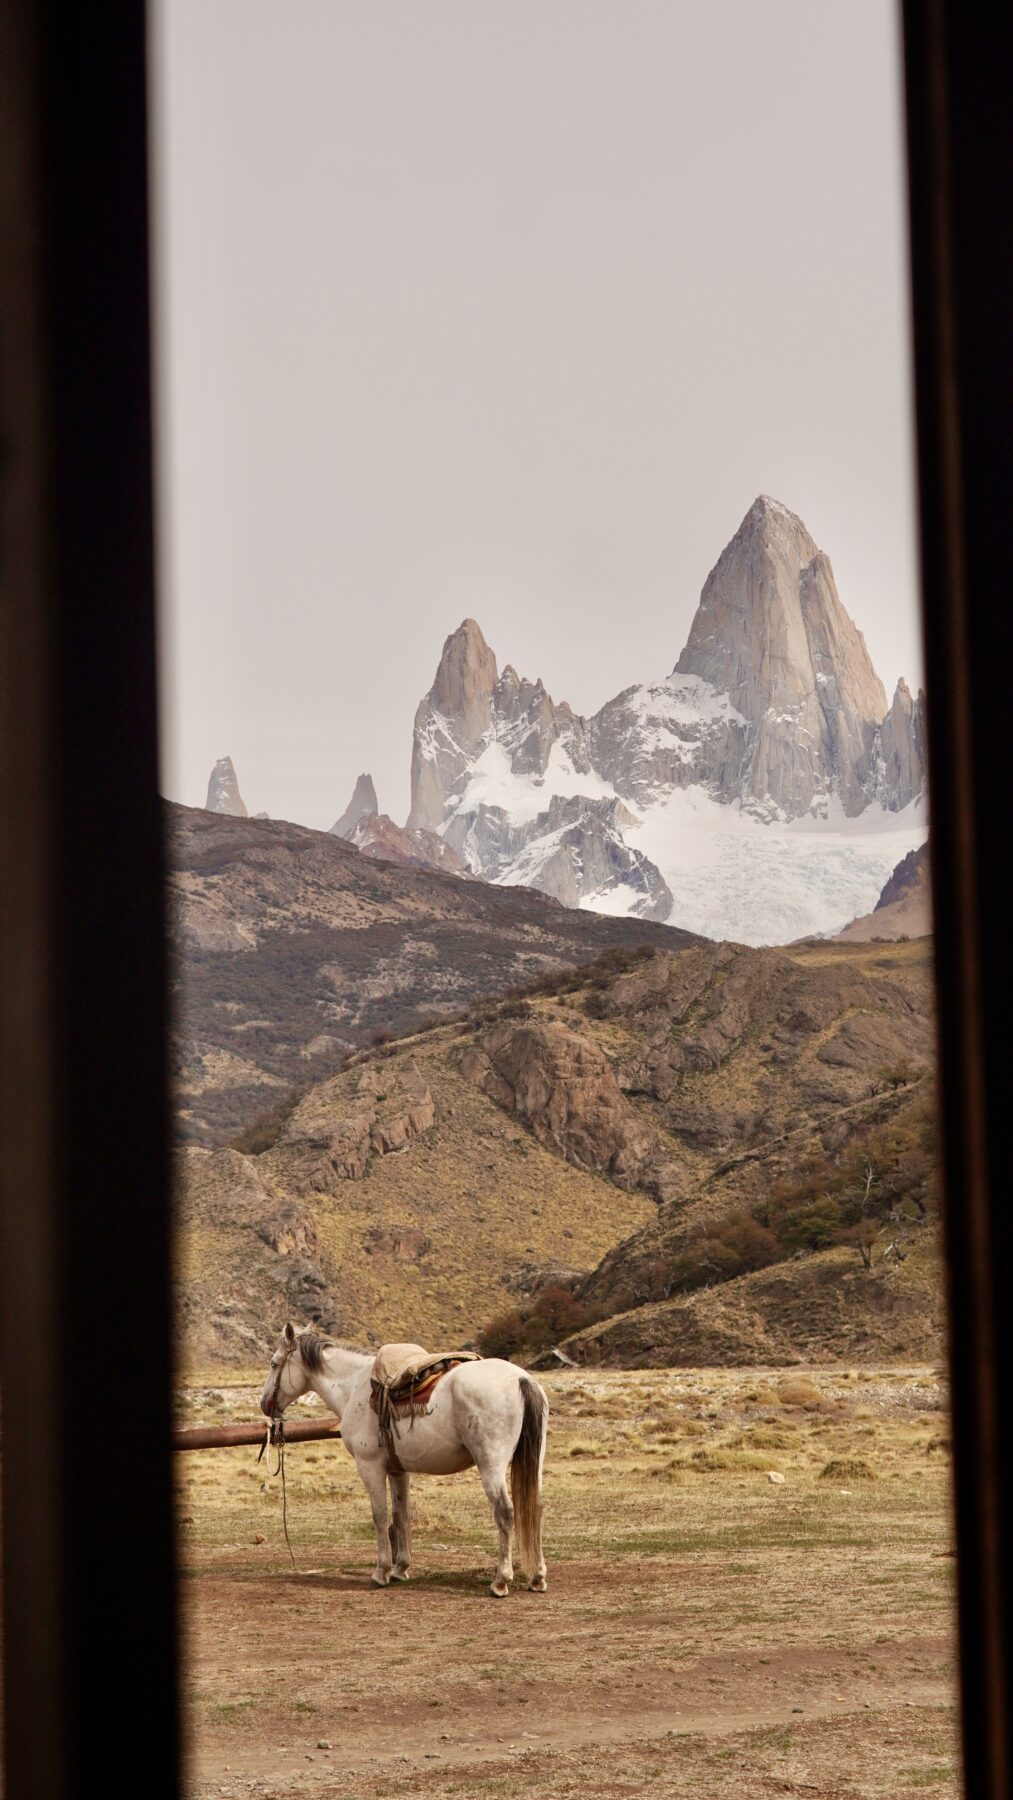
[369, 1342, 481, 1416]
[368, 1343, 481, 1474]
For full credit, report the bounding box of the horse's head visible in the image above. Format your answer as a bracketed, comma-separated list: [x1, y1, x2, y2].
[259, 1321, 311, 1418]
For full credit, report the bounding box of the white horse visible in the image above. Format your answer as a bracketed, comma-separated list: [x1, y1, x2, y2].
[259, 1324, 549, 1596]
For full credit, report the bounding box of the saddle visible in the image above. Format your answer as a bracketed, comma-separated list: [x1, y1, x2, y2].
[369, 1341, 480, 1474]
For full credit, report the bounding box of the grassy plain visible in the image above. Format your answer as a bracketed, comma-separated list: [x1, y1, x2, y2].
[179, 1364, 958, 1799]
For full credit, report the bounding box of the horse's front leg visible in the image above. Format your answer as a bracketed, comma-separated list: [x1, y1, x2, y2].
[357, 1455, 393, 1587]
[389, 1472, 412, 1580]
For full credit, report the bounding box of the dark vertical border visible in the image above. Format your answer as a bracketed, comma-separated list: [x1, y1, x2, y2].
[903, 4, 1012, 1793]
[1, 2, 1009, 1793]
[0, 5, 179, 1795]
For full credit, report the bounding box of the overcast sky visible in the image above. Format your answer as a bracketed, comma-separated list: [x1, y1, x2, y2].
[151, 0, 922, 830]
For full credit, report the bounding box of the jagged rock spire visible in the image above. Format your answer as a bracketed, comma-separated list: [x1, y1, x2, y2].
[675, 496, 888, 816]
[877, 678, 927, 809]
[427, 619, 498, 748]
[407, 621, 499, 832]
[407, 617, 594, 834]
[205, 756, 248, 818]
[330, 772, 379, 839]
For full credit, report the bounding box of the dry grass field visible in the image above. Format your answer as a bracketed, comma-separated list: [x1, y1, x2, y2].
[179, 1364, 959, 1798]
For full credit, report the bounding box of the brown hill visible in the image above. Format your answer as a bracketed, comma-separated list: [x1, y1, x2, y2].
[564, 1235, 943, 1368]
[176, 1019, 658, 1369]
[168, 803, 695, 1146]
[175, 934, 937, 1371]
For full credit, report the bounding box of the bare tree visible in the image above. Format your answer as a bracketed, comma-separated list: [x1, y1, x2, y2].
[854, 1164, 878, 1270]
[856, 1219, 878, 1270]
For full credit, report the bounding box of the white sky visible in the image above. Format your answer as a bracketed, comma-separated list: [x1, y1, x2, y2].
[151, 0, 922, 830]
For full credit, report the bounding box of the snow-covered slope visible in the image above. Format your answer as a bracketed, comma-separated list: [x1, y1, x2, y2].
[627, 788, 925, 943]
[405, 498, 928, 945]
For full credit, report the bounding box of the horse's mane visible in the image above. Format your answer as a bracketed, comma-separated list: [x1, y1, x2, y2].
[298, 1327, 369, 1371]
[298, 1327, 337, 1371]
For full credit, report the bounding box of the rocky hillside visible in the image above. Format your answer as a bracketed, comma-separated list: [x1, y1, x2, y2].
[839, 842, 931, 942]
[168, 803, 695, 1145]
[399, 498, 927, 941]
[175, 933, 939, 1371]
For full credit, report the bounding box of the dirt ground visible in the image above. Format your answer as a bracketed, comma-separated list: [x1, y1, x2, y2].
[178, 1366, 959, 1798]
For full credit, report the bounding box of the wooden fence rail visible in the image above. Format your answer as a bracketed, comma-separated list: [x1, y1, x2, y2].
[172, 1418, 341, 1452]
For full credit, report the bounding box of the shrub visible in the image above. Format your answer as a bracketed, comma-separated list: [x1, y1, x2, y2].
[776, 1378, 823, 1409]
[497, 998, 533, 1021]
[819, 1457, 875, 1480]
[878, 1059, 918, 1090]
[778, 1197, 845, 1254]
[528, 1284, 591, 1340]
[476, 1309, 528, 1359]
[475, 1281, 592, 1359]
[660, 1213, 780, 1296]
[230, 1088, 302, 1155]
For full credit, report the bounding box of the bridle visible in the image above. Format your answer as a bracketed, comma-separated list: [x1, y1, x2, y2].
[262, 1336, 298, 1430]
[259, 1338, 299, 1568]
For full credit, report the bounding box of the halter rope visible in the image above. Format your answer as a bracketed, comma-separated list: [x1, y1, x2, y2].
[259, 1344, 300, 1570]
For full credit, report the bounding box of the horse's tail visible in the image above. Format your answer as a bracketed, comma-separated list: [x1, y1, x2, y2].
[510, 1376, 547, 1576]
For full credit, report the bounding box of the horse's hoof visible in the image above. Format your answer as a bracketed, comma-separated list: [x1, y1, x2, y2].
[490, 1580, 510, 1598]
[389, 1567, 411, 1582]
[527, 1575, 548, 1593]
[370, 1571, 392, 1588]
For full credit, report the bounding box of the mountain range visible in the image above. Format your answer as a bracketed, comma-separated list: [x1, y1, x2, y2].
[207, 497, 928, 945]
[178, 498, 934, 1371]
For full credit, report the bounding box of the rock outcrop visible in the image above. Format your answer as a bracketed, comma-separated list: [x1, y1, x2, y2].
[346, 811, 467, 875]
[205, 756, 248, 817]
[269, 1060, 436, 1196]
[174, 1145, 337, 1361]
[493, 795, 672, 919]
[838, 842, 931, 941]
[875, 841, 929, 911]
[458, 1018, 654, 1187]
[330, 772, 378, 839]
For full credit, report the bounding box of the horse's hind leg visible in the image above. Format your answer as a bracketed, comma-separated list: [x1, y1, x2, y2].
[476, 1461, 514, 1598]
[389, 1472, 412, 1580]
[528, 1510, 547, 1593]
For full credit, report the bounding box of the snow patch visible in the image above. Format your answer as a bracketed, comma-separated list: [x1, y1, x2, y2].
[447, 738, 619, 828]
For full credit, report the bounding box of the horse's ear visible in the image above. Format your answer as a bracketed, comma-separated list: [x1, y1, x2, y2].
[284, 1321, 296, 1345]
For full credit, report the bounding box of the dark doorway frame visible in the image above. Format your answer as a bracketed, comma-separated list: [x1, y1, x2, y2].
[0, 2, 1009, 1793]
[902, 5, 1013, 1793]
[0, 6, 178, 1795]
